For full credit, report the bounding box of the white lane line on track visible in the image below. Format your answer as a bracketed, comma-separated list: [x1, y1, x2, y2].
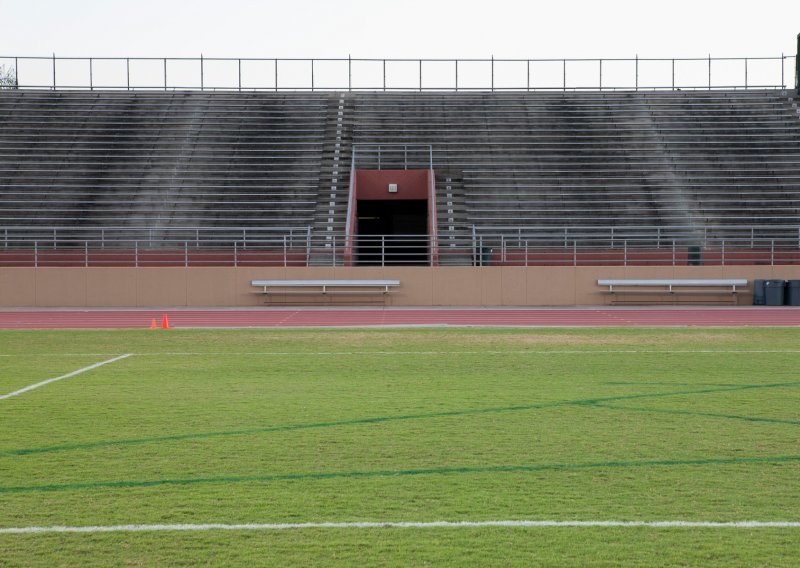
[0, 354, 132, 400]
[1, 520, 799, 534]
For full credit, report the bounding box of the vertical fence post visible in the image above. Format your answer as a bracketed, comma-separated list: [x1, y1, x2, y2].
[783, 53, 786, 89]
[708, 54, 711, 90]
[238, 59, 241, 92]
[635, 55, 638, 91]
[599, 59, 602, 90]
[381, 235, 385, 267]
[671, 59, 675, 90]
[348, 55, 352, 92]
[562, 59, 566, 91]
[85, 241, 89, 268]
[283, 235, 287, 267]
[383, 59, 386, 92]
[573, 241, 577, 267]
[491, 55, 494, 92]
[672, 240, 676, 266]
[164, 58, 167, 91]
[184, 241, 188, 267]
[126, 58, 130, 90]
[234, 241, 238, 267]
[721, 240, 725, 266]
[89, 58, 93, 91]
[419, 59, 422, 92]
[200, 54, 204, 91]
[135, 241, 138, 267]
[527, 60, 530, 91]
[624, 240, 628, 266]
[524, 240, 528, 266]
[455, 59, 458, 92]
[771, 240, 775, 266]
[52, 53, 56, 90]
[34, 241, 38, 268]
[744, 58, 748, 88]
[332, 235, 336, 267]
[311, 59, 314, 91]
[275, 59, 278, 92]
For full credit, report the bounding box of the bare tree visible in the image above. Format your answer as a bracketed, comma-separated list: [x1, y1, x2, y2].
[0, 64, 18, 89]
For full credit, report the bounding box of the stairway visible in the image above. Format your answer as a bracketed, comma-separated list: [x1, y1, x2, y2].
[436, 173, 472, 265]
[309, 92, 352, 265]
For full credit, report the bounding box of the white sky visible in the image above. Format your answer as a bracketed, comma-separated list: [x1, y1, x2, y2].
[2, 0, 798, 90]
[3, 0, 798, 58]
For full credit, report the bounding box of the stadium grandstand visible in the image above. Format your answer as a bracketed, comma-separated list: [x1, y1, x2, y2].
[1, 45, 799, 306]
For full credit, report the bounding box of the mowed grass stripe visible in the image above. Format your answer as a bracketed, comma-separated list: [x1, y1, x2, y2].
[2, 379, 798, 457]
[2, 454, 800, 495]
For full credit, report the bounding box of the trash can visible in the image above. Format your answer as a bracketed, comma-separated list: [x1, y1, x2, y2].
[752, 279, 766, 305]
[786, 280, 800, 306]
[764, 279, 786, 306]
[688, 245, 704, 266]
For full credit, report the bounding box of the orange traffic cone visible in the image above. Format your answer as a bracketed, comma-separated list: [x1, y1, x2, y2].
[150, 318, 158, 330]
[161, 314, 170, 329]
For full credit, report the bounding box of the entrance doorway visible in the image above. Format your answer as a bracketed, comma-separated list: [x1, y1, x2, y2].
[356, 200, 428, 265]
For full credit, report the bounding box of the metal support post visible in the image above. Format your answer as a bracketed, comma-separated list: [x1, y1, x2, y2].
[126, 58, 130, 90]
[52, 53, 56, 90]
[419, 59, 422, 92]
[383, 59, 386, 91]
[348, 55, 352, 92]
[708, 54, 711, 89]
[311, 59, 314, 91]
[635, 55, 638, 91]
[200, 54, 204, 91]
[491, 55, 494, 92]
[275, 59, 278, 92]
[238, 59, 241, 92]
[164, 58, 167, 91]
[526, 60, 530, 91]
[89, 58, 93, 90]
[455, 60, 458, 91]
[599, 59, 602, 90]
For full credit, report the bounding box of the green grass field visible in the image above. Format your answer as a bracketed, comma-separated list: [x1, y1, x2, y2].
[1, 327, 799, 566]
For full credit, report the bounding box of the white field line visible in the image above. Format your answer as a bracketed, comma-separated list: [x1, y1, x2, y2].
[1, 520, 799, 534]
[0, 354, 132, 400]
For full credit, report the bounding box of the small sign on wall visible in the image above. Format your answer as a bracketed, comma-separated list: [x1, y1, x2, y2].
[388, 183, 398, 193]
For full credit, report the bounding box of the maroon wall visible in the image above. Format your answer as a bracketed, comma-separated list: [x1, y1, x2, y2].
[354, 169, 430, 200]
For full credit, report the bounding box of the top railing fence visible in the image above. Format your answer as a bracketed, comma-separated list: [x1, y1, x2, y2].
[0, 54, 795, 92]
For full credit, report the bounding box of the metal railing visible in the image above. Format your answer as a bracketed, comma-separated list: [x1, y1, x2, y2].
[0, 54, 796, 92]
[0, 225, 311, 250]
[351, 144, 434, 171]
[2, 229, 800, 268]
[471, 224, 800, 249]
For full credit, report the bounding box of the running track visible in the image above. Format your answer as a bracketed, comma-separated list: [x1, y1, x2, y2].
[1, 307, 800, 328]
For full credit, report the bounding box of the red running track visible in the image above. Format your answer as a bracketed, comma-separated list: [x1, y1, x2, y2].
[1, 307, 800, 329]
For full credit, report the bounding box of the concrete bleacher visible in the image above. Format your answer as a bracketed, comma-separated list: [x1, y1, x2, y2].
[0, 90, 329, 239]
[1, 89, 800, 256]
[350, 90, 800, 246]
